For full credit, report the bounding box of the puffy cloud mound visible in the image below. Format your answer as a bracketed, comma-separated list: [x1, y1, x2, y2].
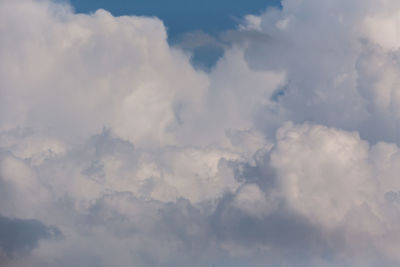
[3, 0, 400, 266]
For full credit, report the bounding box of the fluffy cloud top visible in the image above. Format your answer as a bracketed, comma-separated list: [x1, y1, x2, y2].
[2, 0, 400, 266]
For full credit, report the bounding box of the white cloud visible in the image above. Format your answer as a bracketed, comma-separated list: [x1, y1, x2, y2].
[4, 0, 400, 266]
[0, 0, 208, 148]
[271, 122, 374, 228]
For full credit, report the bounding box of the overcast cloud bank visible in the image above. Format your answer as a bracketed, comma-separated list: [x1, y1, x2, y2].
[2, 0, 400, 266]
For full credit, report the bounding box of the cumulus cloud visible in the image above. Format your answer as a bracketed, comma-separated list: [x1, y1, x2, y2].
[3, 0, 400, 266]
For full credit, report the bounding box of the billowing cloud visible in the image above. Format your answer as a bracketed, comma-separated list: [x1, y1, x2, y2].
[3, 0, 400, 266]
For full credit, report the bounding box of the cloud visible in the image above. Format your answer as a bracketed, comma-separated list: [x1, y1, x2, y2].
[3, 0, 400, 266]
[0, 215, 61, 259]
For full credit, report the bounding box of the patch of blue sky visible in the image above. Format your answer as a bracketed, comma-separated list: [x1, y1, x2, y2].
[65, 0, 281, 69]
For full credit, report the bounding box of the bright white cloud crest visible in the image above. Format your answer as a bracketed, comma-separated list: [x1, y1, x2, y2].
[2, 0, 400, 266]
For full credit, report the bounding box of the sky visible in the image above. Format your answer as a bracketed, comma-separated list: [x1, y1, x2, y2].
[67, 0, 281, 68]
[67, 0, 281, 37]
[3, 0, 400, 266]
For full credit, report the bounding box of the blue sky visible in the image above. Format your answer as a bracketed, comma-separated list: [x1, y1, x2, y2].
[66, 0, 281, 68]
[67, 0, 281, 39]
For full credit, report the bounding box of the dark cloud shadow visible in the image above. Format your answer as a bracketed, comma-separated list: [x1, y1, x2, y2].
[0, 214, 62, 258]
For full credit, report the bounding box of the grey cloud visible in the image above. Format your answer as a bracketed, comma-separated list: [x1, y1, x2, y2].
[0, 215, 61, 258]
[68, 191, 335, 267]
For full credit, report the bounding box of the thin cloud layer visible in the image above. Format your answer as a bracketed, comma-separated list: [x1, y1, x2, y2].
[2, 0, 400, 266]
